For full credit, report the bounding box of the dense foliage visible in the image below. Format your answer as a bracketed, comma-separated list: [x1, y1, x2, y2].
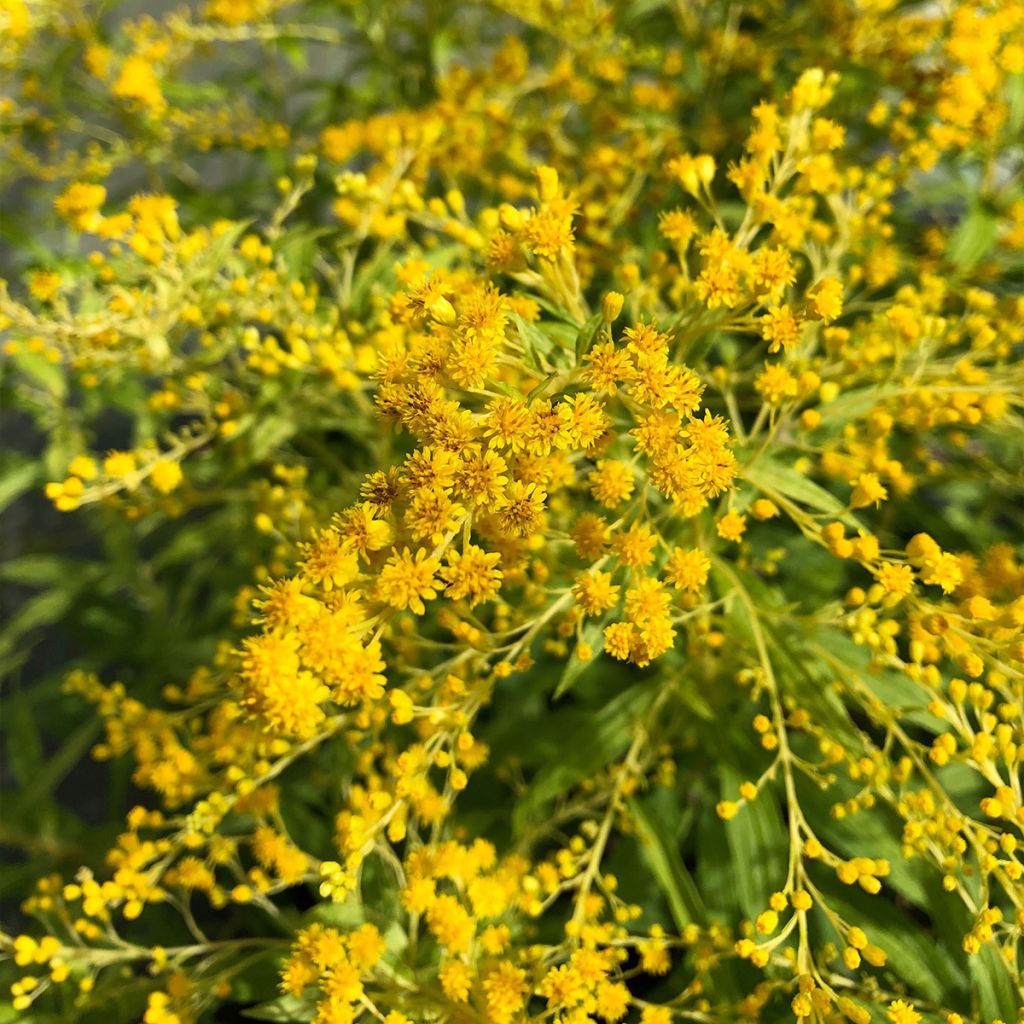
[1, 2, 1023, 1023]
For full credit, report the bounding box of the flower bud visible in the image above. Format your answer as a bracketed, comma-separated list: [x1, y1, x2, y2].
[536, 165, 559, 203]
[601, 291, 624, 322]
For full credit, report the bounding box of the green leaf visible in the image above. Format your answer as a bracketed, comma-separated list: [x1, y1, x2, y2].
[678, 327, 722, 366]
[512, 682, 655, 836]
[3, 689, 45, 790]
[742, 458, 861, 527]
[628, 795, 706, 929]
[430, 26, 457, 80]
[969, 943, 1018, 1023]
[769, 631, 861, 748]
[526, 294, 579, 325]
[1007, 69, 1024, 137]
[815, 629, 943, 732]
[278, 226, 334, 278]
[553, 621, 604, 699]
[574, 312, 604, 363]
[544, 322, 578, 349]
[948, 203, 999, 271]
[824, 888, 965, 1004]
[0, 588, 74, 662]
[15, 718, 102, 808]
[524, 371, 557, 404]
[799, 781, 930, 907]
[0, 1001, 24, 1023]
[248, 414, 297, 461]
[510, 311, 559, 372]
[624, 0, 670, 23]
[278, 37, 308, 72]
[302, 892, 365, 930]
[241, 995, 315, 1022]
[0, 460, 39, 514]
[720, 766, 787, 921]
[0, 555, 78, 586]
[816, 385, 892, 425]
[348, 242, 401, 311]
[191, 220, 250, 285]
[14, 351, 66, 397]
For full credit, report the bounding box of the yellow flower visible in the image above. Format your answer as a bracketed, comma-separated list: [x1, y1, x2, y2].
[54, 182, 106, 230]
[482, 962, 528, 1024]
[589, 459, 635, 508]
[920, 551, 964, 594]
[337, 503, 391, 560]
[808, 277, 844, 321]
[426, 894, 474, 953]
[495, 480, 547, 537]
[876, 562, 915, 598]
[376, 548, 441, 615]
[240, 634, 327, 737]
[113, 56, 166, 113]
[68, 456, 98, 480]
[103, 451, 137, 479]
[761, 304, 803, 353]
[405, 487, 465, 545]
[441, 545, 503, 607]
[716, 511, 747, 542]
[603, 622, 635, 661]
[150, 460, 182, 494]
[439, 959, 473, 1002]
[887, 1000, 922, 1024]
[299, 528, 359, 591]
[614, 523, 657, 568]
[595, 980, 631, 1021]
[573, 570, 621, 616]
[664, 547, 710, 592]
[28, 271, 60, 303]
[850, 472, 888, 509]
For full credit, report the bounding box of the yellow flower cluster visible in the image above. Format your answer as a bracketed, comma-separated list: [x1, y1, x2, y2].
[3, 2, 1024, 1024]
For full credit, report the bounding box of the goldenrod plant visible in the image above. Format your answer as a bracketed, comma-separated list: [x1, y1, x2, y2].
[1, 2, 1023, 1023]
